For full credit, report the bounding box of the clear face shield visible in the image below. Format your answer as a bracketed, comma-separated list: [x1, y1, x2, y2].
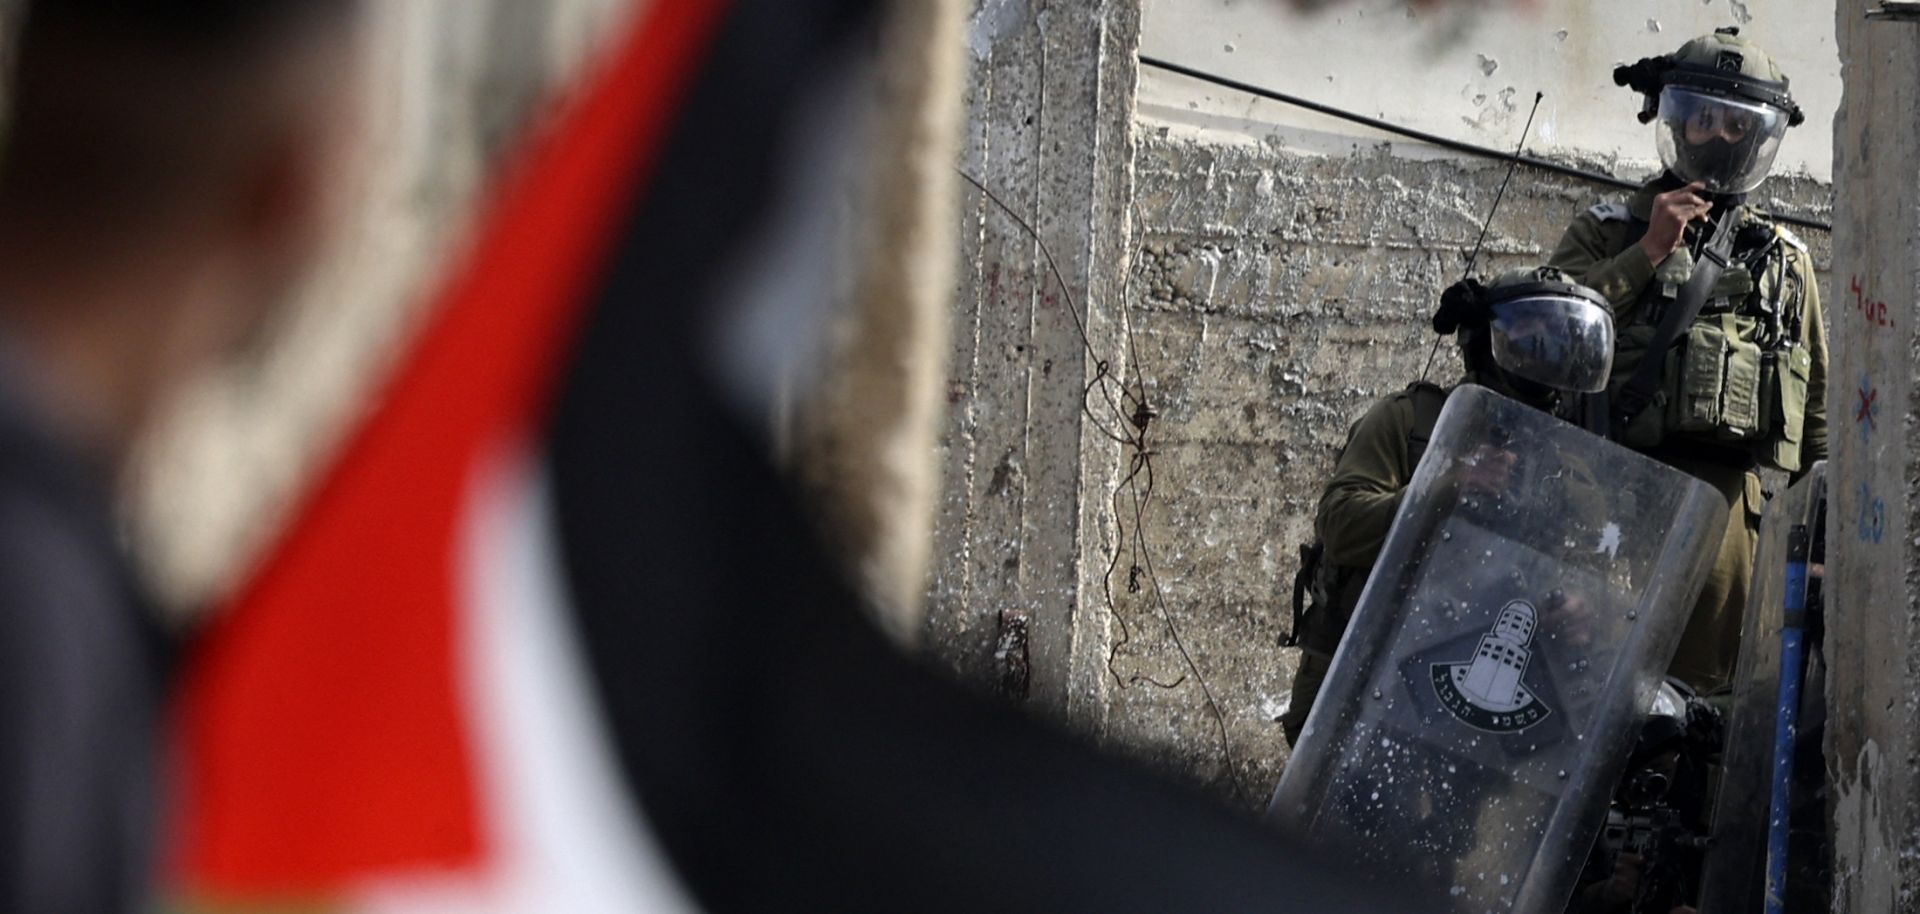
[1486, 294, 1615, 394]
[1654, 86, 1790, 194]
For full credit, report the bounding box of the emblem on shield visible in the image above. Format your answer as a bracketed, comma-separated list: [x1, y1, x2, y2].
[1430, 599, 1553, 733]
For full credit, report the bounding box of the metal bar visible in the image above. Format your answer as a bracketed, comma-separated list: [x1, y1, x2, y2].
[1764, 524, 1812, 914]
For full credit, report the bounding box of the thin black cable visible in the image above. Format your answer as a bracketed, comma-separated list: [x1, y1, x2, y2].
[1421, 91, 1542, 383]
[1460, 91, 1543, 281]
[959, 171, 1137, 445]
[963, 169, 1249, 800]
[1138, 55, 1833, 234]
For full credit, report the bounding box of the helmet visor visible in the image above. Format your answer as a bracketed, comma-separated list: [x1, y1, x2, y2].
[1487, 295, 1615, 394]
[1654, 86, 1790, 194]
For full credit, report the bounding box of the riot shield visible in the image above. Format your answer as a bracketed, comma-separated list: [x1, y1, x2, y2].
[1268, 384, 1722, 914]
[1696, 462, 1827, 914]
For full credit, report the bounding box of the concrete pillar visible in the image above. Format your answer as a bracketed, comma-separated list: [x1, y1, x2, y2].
[929, 0, 1141, 726]
[1827, 3, 1920, 908]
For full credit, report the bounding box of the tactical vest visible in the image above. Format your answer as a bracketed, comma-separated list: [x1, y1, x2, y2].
[1592, 203, 1814, 472]
[1287, 382, 1449, 656]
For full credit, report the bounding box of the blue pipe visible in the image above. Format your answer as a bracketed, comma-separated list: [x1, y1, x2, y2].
[1763, 524, 1811, 914]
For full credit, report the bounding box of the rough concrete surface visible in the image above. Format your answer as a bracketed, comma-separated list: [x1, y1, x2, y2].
[1825, 5, 1920, 910]
[935, 122, 1832, 808]
[929, 0, 1140, 729]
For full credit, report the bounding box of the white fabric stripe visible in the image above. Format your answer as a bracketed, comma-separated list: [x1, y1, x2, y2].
[355, 444, 699, 913]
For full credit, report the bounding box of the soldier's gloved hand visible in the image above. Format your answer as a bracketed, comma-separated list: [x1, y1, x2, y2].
[1639, 181, 1711, 266]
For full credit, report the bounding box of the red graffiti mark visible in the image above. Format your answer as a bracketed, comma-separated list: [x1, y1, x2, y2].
[1857, 384, 1878, 431]
[1852, 275, 1895, 330]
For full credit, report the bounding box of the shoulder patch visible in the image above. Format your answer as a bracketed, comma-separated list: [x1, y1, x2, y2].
[1776, 225, 1808, 252]
[1588, 202, 1631, 223]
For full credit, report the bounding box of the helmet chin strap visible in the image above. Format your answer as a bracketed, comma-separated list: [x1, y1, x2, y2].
[1661, 168, 1750, 210]
[1484, 368, 1560, 411]
[1506, 375, 1561, 410]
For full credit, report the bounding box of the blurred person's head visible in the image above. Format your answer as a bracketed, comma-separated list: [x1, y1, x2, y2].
[0, 0, 365, 464]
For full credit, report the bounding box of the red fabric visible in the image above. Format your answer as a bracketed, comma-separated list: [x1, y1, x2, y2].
[169, 0, 726, 894]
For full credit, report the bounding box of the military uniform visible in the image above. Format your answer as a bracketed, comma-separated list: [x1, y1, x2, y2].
[1281, 381, 1449, 746]
[1281, 265, 1618, 747]
[1549, 175, 1827, 690]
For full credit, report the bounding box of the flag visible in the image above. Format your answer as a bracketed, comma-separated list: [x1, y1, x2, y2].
[170, 0, 738, 907]
[168, 0, 1440, 910]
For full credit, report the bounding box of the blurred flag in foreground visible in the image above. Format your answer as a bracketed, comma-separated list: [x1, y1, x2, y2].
[168, 0, 732, 907]
[167, 0, 1441, 911]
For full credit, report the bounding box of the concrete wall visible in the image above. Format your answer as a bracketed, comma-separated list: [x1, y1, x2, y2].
[934, 0, 1838, 810]
[931, 0, 1142, 725]
[1825, 4, 1920, 910]
[1139, 0, 1839, 181]
[1101, 137, 1830, 803]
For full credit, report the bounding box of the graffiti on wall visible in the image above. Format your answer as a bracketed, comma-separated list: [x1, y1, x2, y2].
[1857, 481, 1886, 544]
[1856, 373, 1879, 446]
[1851, 276, 1894, 331]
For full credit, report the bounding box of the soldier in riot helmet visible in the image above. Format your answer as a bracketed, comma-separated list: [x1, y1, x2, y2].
[1548, 27, 1828, 693]
[1281, 267, 1614, 746]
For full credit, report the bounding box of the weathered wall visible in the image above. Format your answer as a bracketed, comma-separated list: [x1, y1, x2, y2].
[1096, 137, 1832, 804]
[935, 1, 1838, 811]
[930, 0, 1141, 726]
[1139, 0, 1840, 181]
[793, 0, 968, 646]
[1825, 4, 1920, 910]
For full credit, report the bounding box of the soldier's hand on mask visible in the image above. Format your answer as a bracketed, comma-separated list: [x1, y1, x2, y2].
[1639, 181, 1711, 266]
[1459, 445, 1518, 495]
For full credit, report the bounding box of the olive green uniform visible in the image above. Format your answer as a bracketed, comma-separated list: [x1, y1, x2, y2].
[1279, 375, 1608, 745]
[1548, 175, 1828, 691]
[1281, 382, 1448, 746]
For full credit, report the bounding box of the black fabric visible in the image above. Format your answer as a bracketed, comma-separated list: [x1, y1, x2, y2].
[0, 362, 166, 914]
[544, 1, 1436, 912]
[22, 0, 359, 43]
[1292, 382, 1448, 658]
[1404, 380, 1449, 468]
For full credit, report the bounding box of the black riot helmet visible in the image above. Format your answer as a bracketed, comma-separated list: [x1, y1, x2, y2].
[1434, 268, 1615, 401]
[1614, 28, 1804, 195]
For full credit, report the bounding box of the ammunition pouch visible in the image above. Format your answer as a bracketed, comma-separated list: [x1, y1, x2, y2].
[1766, 344, 1813, 473]
[1670, 314, 1766, 443]
[1614, 245, 1811, 472]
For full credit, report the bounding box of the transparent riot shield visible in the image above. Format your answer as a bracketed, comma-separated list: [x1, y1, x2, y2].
[1269, 384, 1722, 914]
[1696, 462, 1827, 914]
